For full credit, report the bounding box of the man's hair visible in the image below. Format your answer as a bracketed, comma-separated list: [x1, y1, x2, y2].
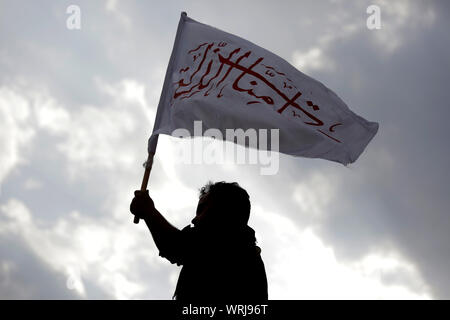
[199, 181, 251, 226]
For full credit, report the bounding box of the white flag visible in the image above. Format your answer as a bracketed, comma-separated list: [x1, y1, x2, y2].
[149, 12, 378, 165]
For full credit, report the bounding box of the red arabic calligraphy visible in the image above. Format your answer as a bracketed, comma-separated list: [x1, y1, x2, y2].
[173, 42, 343, 143]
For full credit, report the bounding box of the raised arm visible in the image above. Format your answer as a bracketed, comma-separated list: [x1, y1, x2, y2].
[130, 190, 180, 253]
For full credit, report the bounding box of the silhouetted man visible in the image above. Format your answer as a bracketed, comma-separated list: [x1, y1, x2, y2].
[130, 181, 268, 301]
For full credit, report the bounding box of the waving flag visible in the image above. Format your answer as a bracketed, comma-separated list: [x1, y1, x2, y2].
[149, 12, 378, 165]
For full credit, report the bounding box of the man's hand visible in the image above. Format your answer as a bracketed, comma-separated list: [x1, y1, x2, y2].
[130, 190, 155, 220]
[130, 190, 180, 252]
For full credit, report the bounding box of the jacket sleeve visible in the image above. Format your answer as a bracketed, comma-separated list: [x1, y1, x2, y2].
[158, 225, 193, 266]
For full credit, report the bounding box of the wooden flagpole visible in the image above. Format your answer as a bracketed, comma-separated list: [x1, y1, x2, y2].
[134, 151, 155, 224]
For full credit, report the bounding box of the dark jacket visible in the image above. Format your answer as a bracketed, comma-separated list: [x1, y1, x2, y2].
[159, 224, 268, 301]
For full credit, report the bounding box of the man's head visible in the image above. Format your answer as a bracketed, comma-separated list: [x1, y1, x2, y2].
[191, 181, 251, 229]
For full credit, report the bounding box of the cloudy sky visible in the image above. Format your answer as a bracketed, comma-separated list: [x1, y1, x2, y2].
[1, 0, 449, 299]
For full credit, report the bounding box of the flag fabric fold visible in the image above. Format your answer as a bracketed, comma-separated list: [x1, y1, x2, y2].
[149, 12, 378, 165]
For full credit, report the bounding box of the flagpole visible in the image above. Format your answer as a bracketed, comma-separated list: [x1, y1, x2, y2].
[133, 151, 155, 224]
[131, 13, 185, 224]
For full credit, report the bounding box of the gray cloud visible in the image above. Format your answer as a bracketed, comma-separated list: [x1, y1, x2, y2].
[305, 1, 450, 298]
[0, 234, 80, 299]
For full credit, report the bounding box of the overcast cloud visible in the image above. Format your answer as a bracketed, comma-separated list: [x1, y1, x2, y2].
[0, 0, 449, 299]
